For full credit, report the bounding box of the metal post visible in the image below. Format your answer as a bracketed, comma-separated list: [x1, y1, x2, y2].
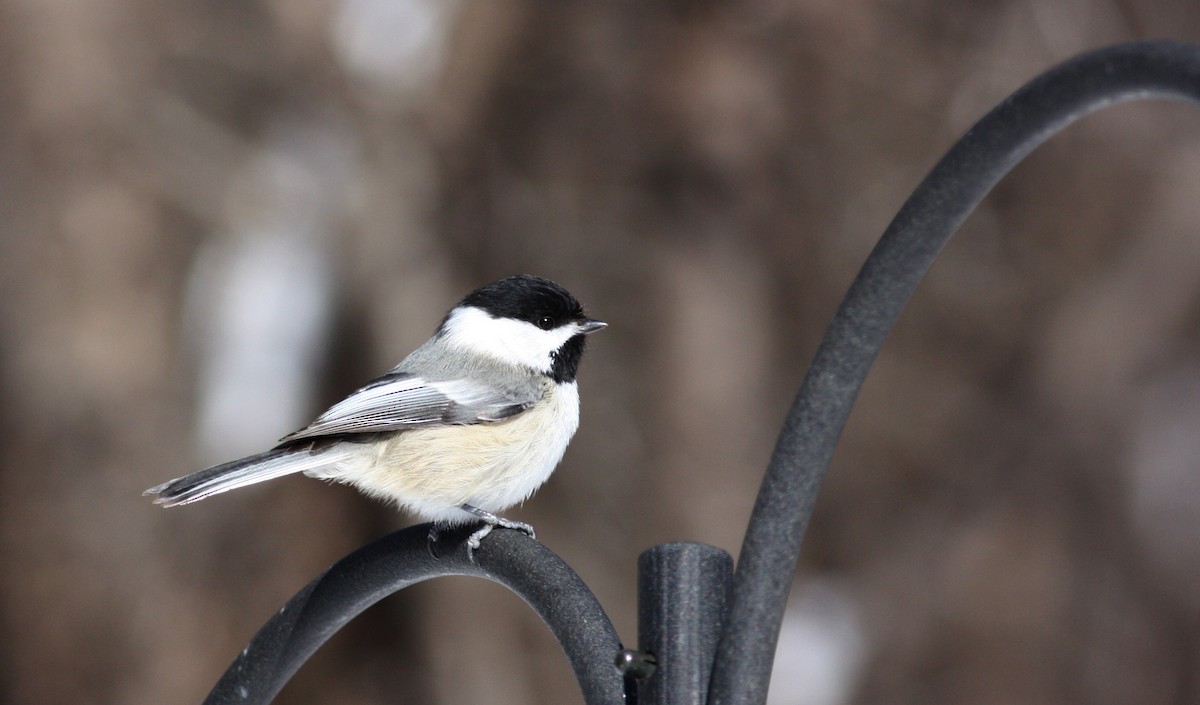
[636, 542, 733, 705]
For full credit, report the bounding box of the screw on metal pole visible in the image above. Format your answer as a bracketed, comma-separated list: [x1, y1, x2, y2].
[616, 648, 658, 680]
[635, 542, 733, 705]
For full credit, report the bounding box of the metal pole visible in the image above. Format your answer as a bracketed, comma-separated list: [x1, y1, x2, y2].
[636, 542, 733, 705]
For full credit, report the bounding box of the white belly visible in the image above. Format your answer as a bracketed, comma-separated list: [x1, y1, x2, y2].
[315, 382, 580, 523]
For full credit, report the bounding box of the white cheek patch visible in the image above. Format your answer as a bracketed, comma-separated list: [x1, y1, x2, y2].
[440, 306, 577, 373]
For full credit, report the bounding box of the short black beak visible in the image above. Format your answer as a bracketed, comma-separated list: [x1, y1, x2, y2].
[577, 319, 607, 335]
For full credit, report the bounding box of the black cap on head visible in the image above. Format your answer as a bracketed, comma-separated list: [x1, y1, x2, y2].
[457, 275, 586, 329]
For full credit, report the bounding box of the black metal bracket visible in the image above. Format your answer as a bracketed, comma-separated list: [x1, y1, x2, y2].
[199, 41, 1200, 705]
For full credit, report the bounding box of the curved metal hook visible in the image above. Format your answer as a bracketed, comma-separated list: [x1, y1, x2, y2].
[710, 41, 1200, 705]
[203, 524, 626, 705]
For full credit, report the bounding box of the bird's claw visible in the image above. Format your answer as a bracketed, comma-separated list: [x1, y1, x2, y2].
[460, 505, 536, 562]
[426, 522, 451, 558]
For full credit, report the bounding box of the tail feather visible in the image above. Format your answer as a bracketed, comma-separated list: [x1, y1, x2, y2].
[145, 444, 352, 507]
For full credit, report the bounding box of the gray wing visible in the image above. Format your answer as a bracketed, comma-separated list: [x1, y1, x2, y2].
[277, 372, 536, 444]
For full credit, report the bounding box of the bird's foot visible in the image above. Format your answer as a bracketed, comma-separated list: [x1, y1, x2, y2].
[460, 505, 536, 561]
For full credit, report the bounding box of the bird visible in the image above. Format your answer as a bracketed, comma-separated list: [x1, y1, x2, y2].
[146, 274, 606, 553]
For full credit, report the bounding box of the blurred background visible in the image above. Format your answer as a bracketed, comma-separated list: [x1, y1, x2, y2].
[2, 1, 1199, 704]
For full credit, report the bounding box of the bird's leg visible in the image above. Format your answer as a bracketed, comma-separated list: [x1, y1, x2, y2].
[459, 504, 536, 558]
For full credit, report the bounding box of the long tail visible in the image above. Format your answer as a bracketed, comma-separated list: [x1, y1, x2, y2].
[145, 443, 354, 507]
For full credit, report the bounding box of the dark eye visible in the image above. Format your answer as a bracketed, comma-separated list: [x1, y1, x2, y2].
[536, 316, 555, 330]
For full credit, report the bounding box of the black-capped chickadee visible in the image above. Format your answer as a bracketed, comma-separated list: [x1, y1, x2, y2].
[146, 275, 606, 551]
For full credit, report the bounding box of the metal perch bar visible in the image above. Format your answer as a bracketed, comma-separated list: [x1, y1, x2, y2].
[202, 524, 626, 705]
